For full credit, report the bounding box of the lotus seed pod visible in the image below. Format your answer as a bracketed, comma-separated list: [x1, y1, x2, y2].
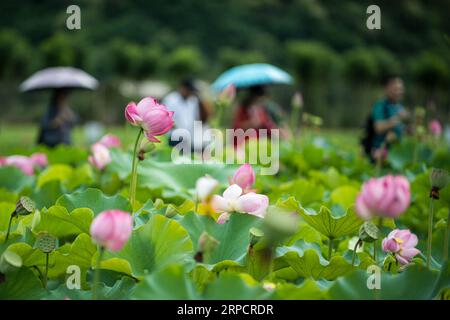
[35, 233, 57, 253]
[429, 168, 449, 199]
[358, 221, 378, 243]
[13, 196, 35, 217]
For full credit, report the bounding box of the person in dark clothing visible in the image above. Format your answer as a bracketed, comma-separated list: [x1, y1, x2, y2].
[37, 89, 77, 147]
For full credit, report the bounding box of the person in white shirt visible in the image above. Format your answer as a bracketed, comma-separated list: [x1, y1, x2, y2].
[162, 79, 210, 151]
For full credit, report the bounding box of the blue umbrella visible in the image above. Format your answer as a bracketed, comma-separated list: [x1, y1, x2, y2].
[212, 63, 293, 92]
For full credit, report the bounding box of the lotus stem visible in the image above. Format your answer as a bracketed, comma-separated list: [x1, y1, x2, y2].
[328, 238, 333, 260]
[129, 129, 143, 210]
[373, 240, 377, 262]
[427, 198, 434, 270]
[5, 215, 14, 243]
[92, 247, 105, 300]
[351, 239, 362, 266]
[43, 253, 49, 288]
[444, 208, 449, 262]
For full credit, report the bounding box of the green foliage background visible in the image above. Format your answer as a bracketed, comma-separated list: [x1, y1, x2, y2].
[0, 0, 449, 127]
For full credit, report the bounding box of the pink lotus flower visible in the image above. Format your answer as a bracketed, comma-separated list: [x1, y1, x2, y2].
[356, 175, 410, 220]
[98, 134, 121, 148]
[125, 97, 174, 142]
[428, 119, 442, 137]
[231, 163, 255, 192]
[212, 184, 269, 224]
[30, 153, 48, 168]
[382, 229, 420, 265]
[3, 155, 34, 176]
[90, 210, 133, 251]
[88, 143, 111, 170]
[196, 175, 219, 203]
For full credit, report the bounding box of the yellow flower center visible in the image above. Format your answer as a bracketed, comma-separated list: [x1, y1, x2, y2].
[394, 237, 404, 244]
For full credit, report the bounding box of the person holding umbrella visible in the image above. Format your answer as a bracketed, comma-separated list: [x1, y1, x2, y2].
[37, 88, 78, 147]
[20, 66, 99, 147]
[212, 63, 293, 142]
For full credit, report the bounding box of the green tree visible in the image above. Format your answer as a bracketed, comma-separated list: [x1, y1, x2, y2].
[108, 39, 143, 79]
[164, 46, 204, 79]
[0, 30, 32, 79]
[370, 47, 401, 82]
[287, 41, 338, 83]
[343, 48, 378, 83]
[411, 52, 450, 88]
[137, 45, 162, 79]
[40, 33, 86, 68]
[217, 48, 266, 71]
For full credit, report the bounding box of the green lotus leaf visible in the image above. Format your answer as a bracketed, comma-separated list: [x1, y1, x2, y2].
[48, 233, 97, 288]
[274, 243, 353, 281]
[330, 185, 359, 209]
[0, 188, 18, 203]
[109, 149, 235, 193]
[273, 279, 324, 300]
[32, 206, 94, 237]
[42, 145, 88, 165]
[269, 179, 324, 205]
[0, 267, 46, 300]
[65, 164, 95, 191]
[133, 264, 200, 299]
[8, 233, 96, 288]
[0, 202, 15, 231]
[327, 264, 440, 300]
[31, 181, 64, 210]
[180, 212, 261, 264]
[100, 214, 193, 278]
[0, 166, 34, 193]
[278, 197, 363, 239]
[6, 242, 49, 268]
[45, 277, 136, 300]
[56, 188, 131, 216]
[203, 272, 273, 300]
[37, 164, 73, 188]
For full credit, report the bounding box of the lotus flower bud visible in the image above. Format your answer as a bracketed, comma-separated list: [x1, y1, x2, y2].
[428, 119, 442, 137]
[124, 97, 174, 143]
[90, 210, 133, 252]
[231, 164, 255, 192]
